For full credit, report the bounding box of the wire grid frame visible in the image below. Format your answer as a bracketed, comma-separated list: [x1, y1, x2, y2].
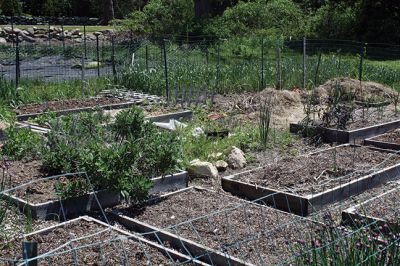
[0, 169, 200, 265]
[0, 145, 399, 265]
[134, 146, 399, 265]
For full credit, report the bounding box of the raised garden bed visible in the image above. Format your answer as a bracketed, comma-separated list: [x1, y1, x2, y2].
[364, 129, 400, 150]
[2, 160, 188, 220]
[0, 216, 200, 265]
[222, 145, 400, 216]
[342, 183, 400, 232]
[14, 91, 165, 121]
[111, 187, 326, 266]
[16, 110, 193, 133]
[290, 107, 400, 143]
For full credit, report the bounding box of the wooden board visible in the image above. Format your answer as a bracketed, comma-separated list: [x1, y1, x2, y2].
[222, 146, 400, 216]
[3, 171, 188, 220]
[290, 119, 400, 143]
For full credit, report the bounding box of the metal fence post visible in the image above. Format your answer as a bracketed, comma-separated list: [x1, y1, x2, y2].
[83, 23, 87, 59]
[216, 40, 221, 91]
[303, 37, 307, 89]
[277, 47, 282, 90]
[81, 53, 85, 96]
[261, 38, 265, 90]
[48, 21, 51, 47]
[61, 23, 65, 53]
[359, 42, 365, 83]
[111, 35, 116, 82]
[96, 34, 100, 77]
[15, 33, 20, 89]
[145, 44, 149, 72]
[11, 16, 14, 48]
[162, 39, 170, 103]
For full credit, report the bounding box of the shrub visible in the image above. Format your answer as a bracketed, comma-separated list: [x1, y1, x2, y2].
[112, 106, 147, 140]
[41, 108, 182, 203]
[1, 127, 41, 160]
[0, 0, 22, 16]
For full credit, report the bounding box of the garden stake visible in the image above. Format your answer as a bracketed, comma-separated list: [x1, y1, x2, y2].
[303, 37, 307, 89]
[22, 241, 38, 266]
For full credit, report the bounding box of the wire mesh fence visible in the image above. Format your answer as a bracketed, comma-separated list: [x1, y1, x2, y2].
[1, 31, 400, 105]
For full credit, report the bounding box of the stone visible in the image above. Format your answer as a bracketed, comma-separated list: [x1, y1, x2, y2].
[0, 37, 7, 44]
[21, 34, 36, 43]
[215, 160, 228, 172]
[3, 26, 12, 33]
[189, 159, 218, 178]
[26, 28, 35, 36]
[12, 28, 22, 34]
[71, 29, 80, 36]
[228, 146, 246, 169]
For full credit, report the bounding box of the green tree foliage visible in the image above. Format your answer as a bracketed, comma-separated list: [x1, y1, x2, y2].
[0, 0, 22, 16]
[120, 0, 195, 36]
[358, 0, 400, 44]
[206, 0, 305, 38]
[307, 1, 360, 39]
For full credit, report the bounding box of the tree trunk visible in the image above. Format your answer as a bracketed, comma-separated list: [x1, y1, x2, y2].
[102, 0, 114, 25]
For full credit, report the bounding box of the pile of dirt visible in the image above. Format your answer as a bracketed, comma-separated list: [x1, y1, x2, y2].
[315, 77, 396, 102]
[213, 88, 306, 129]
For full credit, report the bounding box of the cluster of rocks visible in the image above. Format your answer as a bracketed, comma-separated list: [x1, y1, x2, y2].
[189, 146, 247, 179]
[0, 26, 115, 44]
[0, 16, 100, 26]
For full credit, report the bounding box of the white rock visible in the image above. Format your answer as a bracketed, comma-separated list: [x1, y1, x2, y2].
[192, 127, 205, 137]
[215, 160, 228, 172]
[189, 159, 218, 178]
[0, 37, 7, 44]
[228, 146, 246, 169]
[3, 26, 12, 33]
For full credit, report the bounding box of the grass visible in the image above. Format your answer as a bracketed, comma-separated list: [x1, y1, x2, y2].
[1, 77, 111, 106]
[177, 108, 296, 167]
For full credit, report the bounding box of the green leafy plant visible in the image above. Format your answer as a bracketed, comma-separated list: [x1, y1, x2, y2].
[1, 127, 42, 160]
[112, 106, 148, 140]
[54, 179, 89, 200]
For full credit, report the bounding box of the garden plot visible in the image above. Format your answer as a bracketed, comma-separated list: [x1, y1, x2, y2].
[1, 160, 188, 220]
[1, 107, 188, 220]
[342, 183, 400, 231]
[364, 129, 400, 150]
[112, 187, 327, 266]
[290, 106, 400, 143]
[222, 145, 400, 216]
[14, 90, 164, 121]
[0, 216, 199, 265]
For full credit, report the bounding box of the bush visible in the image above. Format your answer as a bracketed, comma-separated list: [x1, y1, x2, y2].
[0, 0, 22, 16]
[119, 0, 195, 37]
[112, 106, 147, 140]
[307, 2, 359, 39]
[1, 127, 41, 160]
[207, 0, 306, 38]
[41, 108, 182, 202]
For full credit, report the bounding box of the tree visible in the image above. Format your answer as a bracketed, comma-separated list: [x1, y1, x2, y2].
[358, 0, 400, 44]
[1, 0, 22, 16]
[121, 0, 195, 36]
